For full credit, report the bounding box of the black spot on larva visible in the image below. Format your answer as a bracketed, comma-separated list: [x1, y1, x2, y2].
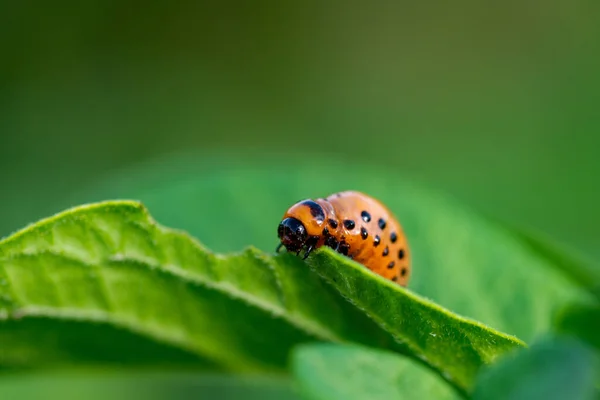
[387, 261, 395, 269]
[398, 249, 405, 259]
[360, 227, 368, 239]
[382, 246, 389, 256]
[328, 219, 338, 229]
[299, 200, 325, 223]
[392, 275, 398, 282]
[401, 267, 407, 276]
[378, 218, 387, 229]
[306, 235, 319, 248]
[361, 210, 371, 222]
[343, 219, 355, 230]
[390, 232, 397, 243]
[373, 235, 381, 247]
[339, 243, 350, 256]
[322, 227, 329, 236]
[325, 236, 338, 249]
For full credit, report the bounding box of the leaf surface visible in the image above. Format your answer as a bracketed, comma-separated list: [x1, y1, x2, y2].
[554, 302, 600, 352]
[0, 201, 522, 393]
[291, 343, 461, 400]
[0, 371, 299, 400]
[68, 154, 594, 343]
[306, 250, 521, 390]
[472, 336, 598, 400]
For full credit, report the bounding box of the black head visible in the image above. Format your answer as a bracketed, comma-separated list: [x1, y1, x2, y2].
[277, 217, 307, 252]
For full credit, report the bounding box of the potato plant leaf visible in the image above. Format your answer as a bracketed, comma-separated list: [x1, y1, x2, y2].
[67, 155, 595, 344]
[291, 343, 461, 400]
[472, 336, 598, 400]
[0, 201, 523, 394]
[306, 250, 523, 391]
[502, 224, 600, 296]
[554, 302, 600, 352]
[0, 371, 299, 400]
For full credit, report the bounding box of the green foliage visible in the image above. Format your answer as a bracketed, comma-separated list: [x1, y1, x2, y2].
[0, 201, 522, 394]
[505, 225, 600, 295]
[70, 157, 595, 343]
[554, 302, 600, 351]
[472, 336, 598, 400]
[291, 343, 461, 400]
[306, 250, 521, 390]
[1, 157, 598, 398]
[0, 371, 299, 400]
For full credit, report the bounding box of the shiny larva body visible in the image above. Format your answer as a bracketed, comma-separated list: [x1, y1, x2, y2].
[277, 191, 411, 286]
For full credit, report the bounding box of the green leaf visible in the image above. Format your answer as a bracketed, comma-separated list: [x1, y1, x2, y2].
[0, 201, 522, 394]
[0, 371, 299, 400]
[306, 250, 522, 391]
[291, 343, 461, 400]
[66, 153, 594, 344]
[472, 336, 598, 400]
[554, 302, 600, 352]
[501, 224, 600, 296]
[0, 317, 218, 370]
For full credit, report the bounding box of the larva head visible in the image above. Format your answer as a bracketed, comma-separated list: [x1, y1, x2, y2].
[277, 199, 327, 252]
[277, 217, 307, 252]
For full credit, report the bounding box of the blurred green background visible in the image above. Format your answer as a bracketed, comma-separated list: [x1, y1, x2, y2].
[1, 1, 599, 261]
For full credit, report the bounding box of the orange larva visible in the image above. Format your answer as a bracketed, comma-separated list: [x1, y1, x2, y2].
[276, 191, 411, 286]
